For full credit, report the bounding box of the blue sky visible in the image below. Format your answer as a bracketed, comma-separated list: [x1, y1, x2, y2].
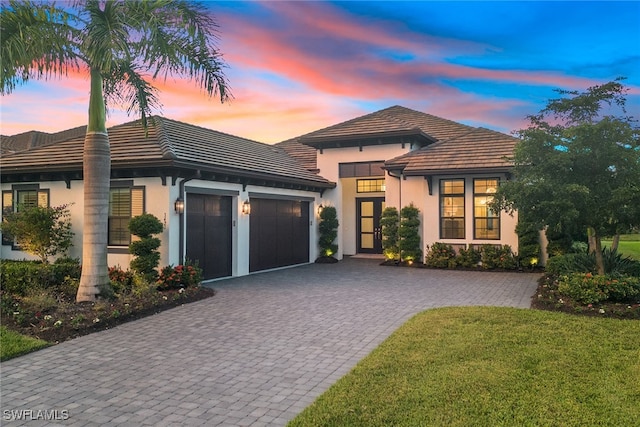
[1, 1, 638, 142]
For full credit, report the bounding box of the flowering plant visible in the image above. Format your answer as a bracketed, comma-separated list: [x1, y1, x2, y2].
[156, 260, 203, 290]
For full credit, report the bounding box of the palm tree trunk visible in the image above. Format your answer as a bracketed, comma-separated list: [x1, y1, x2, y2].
[76, 69, 110, 302]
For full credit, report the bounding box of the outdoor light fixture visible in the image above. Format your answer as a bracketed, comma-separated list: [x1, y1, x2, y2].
[174, 197, 184, 214]
[317, 204, 324, 216]
[242, 200, 251, 215]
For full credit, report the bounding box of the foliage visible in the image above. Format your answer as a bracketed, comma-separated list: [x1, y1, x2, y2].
[290, 307, 640, 427]
[515, 215, 541, 265]
[0, 204, 74, 262]
[457, 246, 482, 268]
[156, 260, 203, 290]
[318, 206, 339, 257]
[557, 273, 640, 304]
[424, 242, 457, 268]
[398, 204, 422, 262]
[108, 266, 136, 295]
[128, 213, 163, 280]
[546, 248, 640, 276]
[380, 207, 400, 261]
[0, 258, 81, 296]
[546, 253, 596, 275]
[545, 227, 574, 257]
[480, 244, 517, 270]
[492, 79, 640, 275]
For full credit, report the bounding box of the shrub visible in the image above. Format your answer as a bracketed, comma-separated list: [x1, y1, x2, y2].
[318, 206, 339, 257]
[128, 213, 163, 280]
[457, 246, 481, 268]
[380, 207, 400, 261]
[480, 245, 516, 270]
[157, 260, 203, 290]
[0, 204, 74, 262]
[0, 259, 81, 296]
[108, 266, 135, 295]
[602, 248, 640, 277]
[545, 253, 596, 275]
[557, 273, 640, 304]
[425, 242, 456, 268]
[515, 217, 541, 268]
[399, 204, 422, 262]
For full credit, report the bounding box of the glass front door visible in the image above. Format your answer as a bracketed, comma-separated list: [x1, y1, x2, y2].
[357, 197, 385, 254]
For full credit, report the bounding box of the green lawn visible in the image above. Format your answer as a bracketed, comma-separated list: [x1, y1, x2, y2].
[289, 307, 640, 427]
[603, 234, 640, 260]
[0, 326, 49, 361]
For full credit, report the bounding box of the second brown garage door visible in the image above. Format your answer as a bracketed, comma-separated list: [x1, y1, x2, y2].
[249, 198, 309, 272]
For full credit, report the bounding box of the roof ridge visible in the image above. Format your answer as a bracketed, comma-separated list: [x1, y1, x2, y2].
[152, 117, 177, 160]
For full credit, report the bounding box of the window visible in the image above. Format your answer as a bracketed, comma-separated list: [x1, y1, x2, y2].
[2, 186, 50, 246]
[440, 179, 465, 239]
[339, 161, 385, 178]
[357, 179, 385, 193]
[474, 178, 500, 239]
[108, 185, 144, 246]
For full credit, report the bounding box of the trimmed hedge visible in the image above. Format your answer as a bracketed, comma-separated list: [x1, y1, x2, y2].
[0, 259, 81, 295]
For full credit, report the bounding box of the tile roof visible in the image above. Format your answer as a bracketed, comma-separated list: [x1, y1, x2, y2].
[300, 105, 473, 144]
[385, 127, 517, 175]
[0, 126, 86, 155]
[0, 117, 334, 189]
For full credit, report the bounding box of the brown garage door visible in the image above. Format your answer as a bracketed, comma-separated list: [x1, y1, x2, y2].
[186, 194, 232, 280]
[250, 198, 309, 272]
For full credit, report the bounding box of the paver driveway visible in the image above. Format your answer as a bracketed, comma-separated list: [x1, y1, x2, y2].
[1, 258, 540, 426]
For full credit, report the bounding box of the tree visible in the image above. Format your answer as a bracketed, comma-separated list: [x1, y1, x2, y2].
[0, 204, 74, 263]
[492, 79, 640, 275]
[1, 0, 230, 301]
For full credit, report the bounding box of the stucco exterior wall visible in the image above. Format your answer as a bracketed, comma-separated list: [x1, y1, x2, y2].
[315, 143, 412, 258]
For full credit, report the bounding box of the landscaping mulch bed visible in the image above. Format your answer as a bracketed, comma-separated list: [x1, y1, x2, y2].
[532, 275, 640, 320]
[1, 286, 215, 344]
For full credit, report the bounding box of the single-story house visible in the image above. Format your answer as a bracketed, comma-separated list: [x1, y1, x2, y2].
[1, 106, 520, 280]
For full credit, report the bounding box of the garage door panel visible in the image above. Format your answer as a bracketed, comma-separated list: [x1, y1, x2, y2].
[250, 198, 309, 272]
[186, 194, 232, 280]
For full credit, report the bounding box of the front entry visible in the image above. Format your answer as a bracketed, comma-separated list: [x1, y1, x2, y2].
[356, 197, 385, 254]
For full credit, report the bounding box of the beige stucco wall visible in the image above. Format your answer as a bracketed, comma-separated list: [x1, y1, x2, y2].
[315, 144, 412, 258]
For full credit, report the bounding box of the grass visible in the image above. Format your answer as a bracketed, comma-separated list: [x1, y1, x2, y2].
[603, 233, 640, 260]
[289, 307, 640, 427]
[0, 326, 49, 361]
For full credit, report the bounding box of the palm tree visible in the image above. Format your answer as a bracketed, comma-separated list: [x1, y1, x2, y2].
[1, 0, 230, 301]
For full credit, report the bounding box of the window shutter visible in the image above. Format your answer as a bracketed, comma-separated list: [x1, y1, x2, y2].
[37, 190, 49, 207]
[131, 188, 144, 216]
[2, 191, 13, 214]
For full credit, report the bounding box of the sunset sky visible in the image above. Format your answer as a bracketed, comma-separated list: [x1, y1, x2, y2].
[1, 1, 639, 143]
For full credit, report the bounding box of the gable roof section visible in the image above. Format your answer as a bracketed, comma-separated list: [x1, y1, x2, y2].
[385, 127, 517, 175]
[0, 117, 334, 191]
[298, 105, 474, 148]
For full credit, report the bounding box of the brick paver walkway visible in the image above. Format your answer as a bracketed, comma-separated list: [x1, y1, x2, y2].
[1, 258, 540, 426]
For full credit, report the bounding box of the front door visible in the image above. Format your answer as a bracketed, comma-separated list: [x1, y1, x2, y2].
[357, 197, 385, 254]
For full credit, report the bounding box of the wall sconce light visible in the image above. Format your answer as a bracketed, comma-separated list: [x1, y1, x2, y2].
[174, 197, 184, 214]
[317, 204, 324, 216]
[242, 199, 251, 215]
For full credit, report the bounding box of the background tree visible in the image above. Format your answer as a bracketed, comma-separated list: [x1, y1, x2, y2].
[0, 204, 74, 263]
[1, 0, 230, 301]
[492, 79, 640, 275]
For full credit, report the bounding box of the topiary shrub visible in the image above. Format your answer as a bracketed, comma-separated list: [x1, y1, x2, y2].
[380, 207, 399, 261]
[399, 204, 422, 263]
[515, 217, 541, 268]
[128, 213, 163, 280]
[318, 206, 339, 260]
